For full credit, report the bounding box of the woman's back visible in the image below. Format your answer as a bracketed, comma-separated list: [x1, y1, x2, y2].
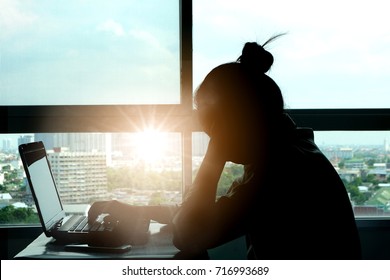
[246, 123, 361, 259]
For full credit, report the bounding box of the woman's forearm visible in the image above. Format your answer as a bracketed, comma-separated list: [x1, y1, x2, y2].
[135, 205, 178, 224]
[190, 139, 226, 203]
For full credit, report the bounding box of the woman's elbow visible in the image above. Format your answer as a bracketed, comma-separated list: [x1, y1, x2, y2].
[172, 224, 210, 253]
[172, 212, 211, 253]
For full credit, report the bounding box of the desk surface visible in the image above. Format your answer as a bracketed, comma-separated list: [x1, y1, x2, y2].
[14, 223, 182, 259]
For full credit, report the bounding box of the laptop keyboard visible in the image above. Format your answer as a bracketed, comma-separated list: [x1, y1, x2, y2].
[66, 215, 105, 233]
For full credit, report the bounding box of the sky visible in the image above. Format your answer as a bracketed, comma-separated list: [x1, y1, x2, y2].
[1, 0, 389, 107]
[192, 0, 390, 109]
[0, 0, 180, 105]
[0, 0, 389, 145]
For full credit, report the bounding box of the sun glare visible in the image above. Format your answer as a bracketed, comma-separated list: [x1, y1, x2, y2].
[135, 129, 168, 163]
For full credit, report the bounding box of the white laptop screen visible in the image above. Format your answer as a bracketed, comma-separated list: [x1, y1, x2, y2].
[20, 142, 66, 232]
[28, 156, 63, 226]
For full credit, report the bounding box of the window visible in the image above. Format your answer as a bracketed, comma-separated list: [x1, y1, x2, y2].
[0, 132, 184, 225]
[315, 131, 390, 216]
[193, 0, 390, 109]
[1, 0, 390, 227]
[0, 0, 188, 225]
[193, 0, 390, 217]
[0, 0, 180, 105]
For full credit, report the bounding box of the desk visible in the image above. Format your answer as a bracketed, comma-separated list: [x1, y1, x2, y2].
[14, 222, 184, 259]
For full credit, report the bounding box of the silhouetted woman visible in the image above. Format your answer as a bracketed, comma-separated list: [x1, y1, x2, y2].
[90, 37, 361, 259]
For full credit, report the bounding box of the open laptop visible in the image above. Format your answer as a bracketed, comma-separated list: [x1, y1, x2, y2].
[19, 141, 149, 247]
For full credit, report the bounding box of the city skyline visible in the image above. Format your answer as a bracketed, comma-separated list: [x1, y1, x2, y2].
[1, 131, 390, 153]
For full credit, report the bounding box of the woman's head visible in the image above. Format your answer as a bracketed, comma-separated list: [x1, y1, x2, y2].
[194, 38, 285, 163]
[195, 38, 284, 131]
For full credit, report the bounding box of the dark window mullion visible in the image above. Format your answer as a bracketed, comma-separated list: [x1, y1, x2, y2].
[289, 108, 390, 131]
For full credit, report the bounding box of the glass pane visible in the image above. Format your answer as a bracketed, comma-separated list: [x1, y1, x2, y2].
[0, 0, 180, 105]
[193, 0, 390, 108]
[0, 132, 182, 225]
[315, 131, 390, 217]
[192, 132, 244, 197]
[192, 131, 390, 217]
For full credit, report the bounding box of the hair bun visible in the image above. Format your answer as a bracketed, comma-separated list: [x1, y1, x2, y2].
[239, 42, 274, 73]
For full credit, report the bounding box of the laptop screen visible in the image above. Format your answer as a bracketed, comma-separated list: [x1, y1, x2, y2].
[20, 142, 64, 231]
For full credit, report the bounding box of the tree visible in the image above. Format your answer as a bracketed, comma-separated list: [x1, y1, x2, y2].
[0, 205, 39, 224]
[216, 164, 244, 196]
[148, 192, 166, 205]
[344, 178, 369, 205]
[366, 159, 375, 168]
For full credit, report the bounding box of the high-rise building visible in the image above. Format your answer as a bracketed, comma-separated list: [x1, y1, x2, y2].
[2, 138, 12, 152]
[322, 147, 354, 161]
[47, 147, 108, 204]
[35, 133, 106, 152]
[192, 132, 209, 157]
[34, 134, 54, 150]
[17, 135, 33, 146]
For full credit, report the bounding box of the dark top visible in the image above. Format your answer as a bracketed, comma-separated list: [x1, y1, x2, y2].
[212, 115, 361, 259]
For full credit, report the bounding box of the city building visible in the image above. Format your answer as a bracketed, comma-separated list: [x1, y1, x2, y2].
[35, 133, 106, 152]
[18, 135, 33, 147]
[338, 169, 360, 183]
[322, 147, 354, 161]
[192, 132, 209, 157]
[345, 159, 365, 170]
[47, 147, 108, 204]
[0, 193, 12, 208]
[369, 163, 388, 182]
[2, 139, 12, 152]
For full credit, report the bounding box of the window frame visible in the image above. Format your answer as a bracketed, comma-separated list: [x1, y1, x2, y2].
[1, 0, 390, 230]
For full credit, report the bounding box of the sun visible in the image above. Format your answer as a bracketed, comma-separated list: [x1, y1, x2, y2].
[135, 128, 168, 164]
